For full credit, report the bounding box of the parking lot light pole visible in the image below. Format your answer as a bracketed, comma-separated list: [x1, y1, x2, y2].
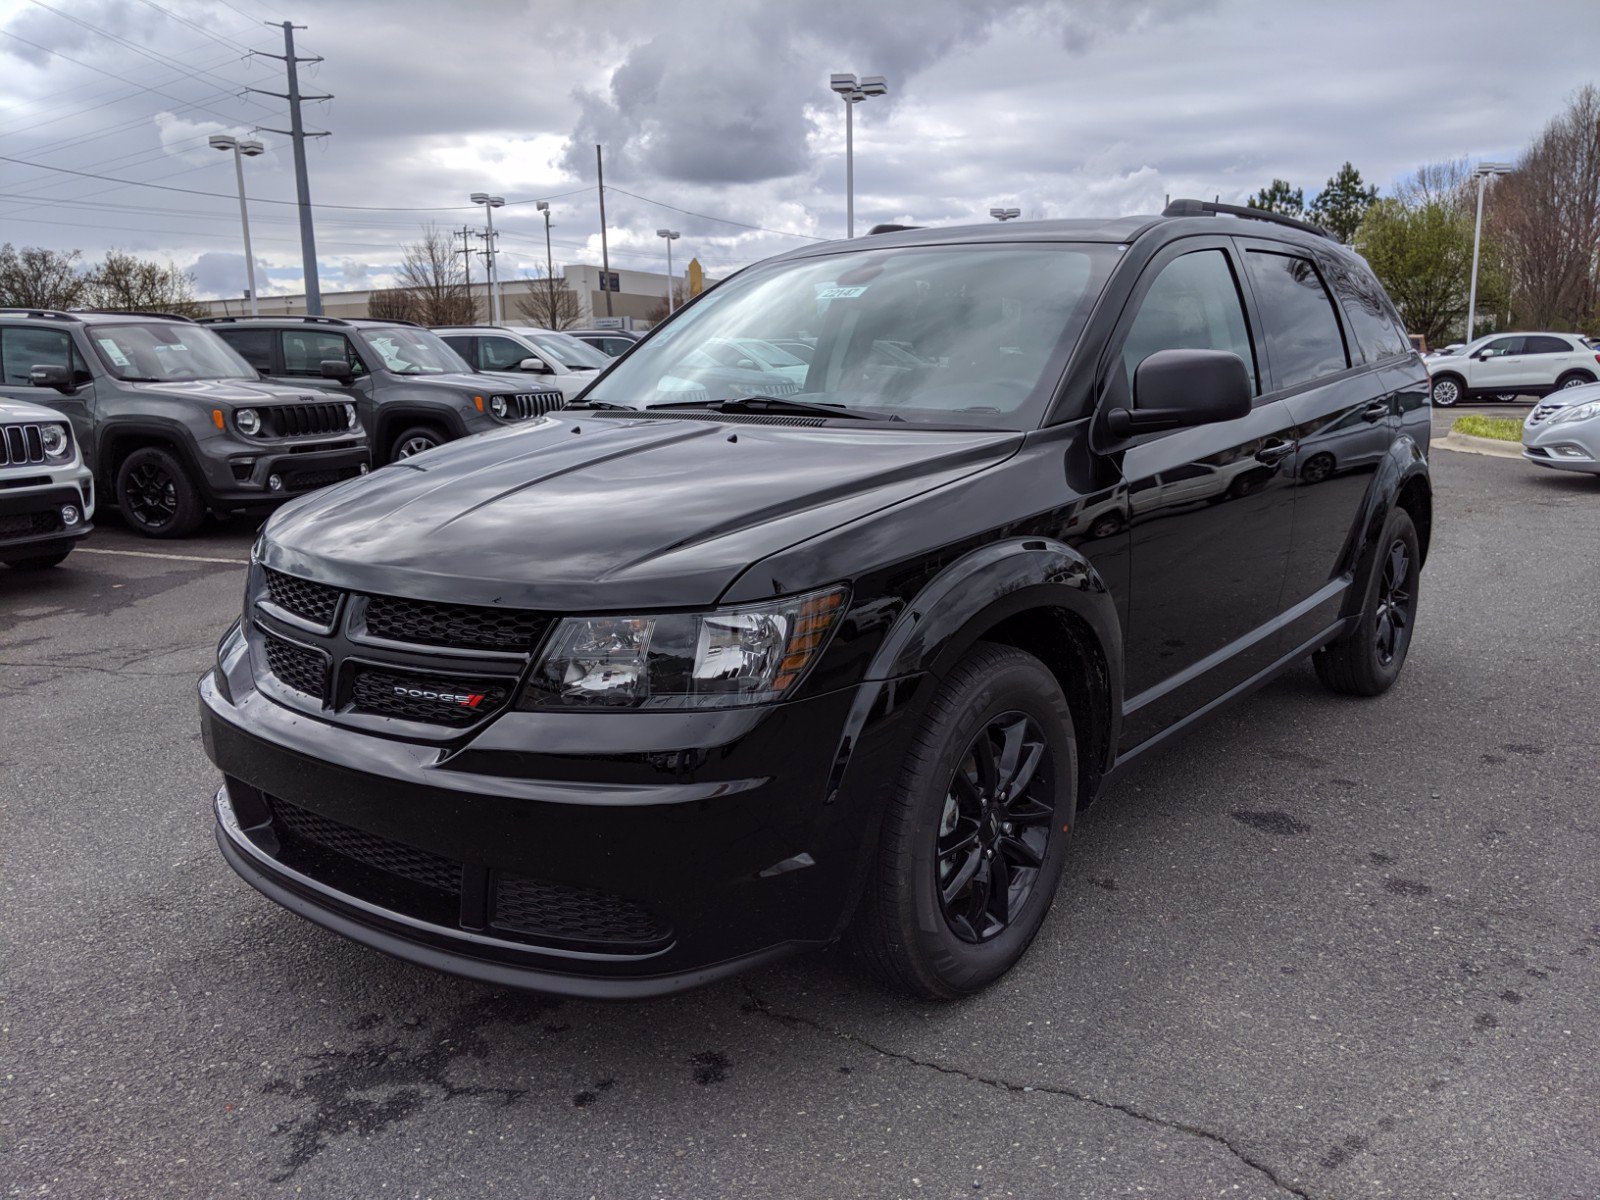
[470, 193, 506, 324]
[1466, 162, 1513, 342]
[210, 134, 265, 316]
[535, 200, 555, 289]
[829, 72, 888, 238]
[656, 229, 680, 314]
[989, 207, 1021, 222]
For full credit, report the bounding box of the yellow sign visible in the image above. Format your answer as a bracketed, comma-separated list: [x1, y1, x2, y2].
[688, 257, 704, 297]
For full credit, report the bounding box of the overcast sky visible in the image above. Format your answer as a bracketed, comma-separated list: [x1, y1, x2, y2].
[3, 0, 1596, 301]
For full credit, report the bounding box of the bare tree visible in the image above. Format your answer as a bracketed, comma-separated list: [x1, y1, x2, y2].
[1394, 158, 1474, 212]
[514, 271, 582, 329]
[644, 284, 688, 325]
[396, 224, 476, 325]
[84, 250, 204, 317]
[368, 286, 420, 323]
[0, 244, 87, 308]
[1493, 85, 1600, 331]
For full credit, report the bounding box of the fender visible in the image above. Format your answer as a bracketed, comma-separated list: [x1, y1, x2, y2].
[374, 403, 471, 450]
[1338, 434, 1431, 618]
[94, 415, 209, 491]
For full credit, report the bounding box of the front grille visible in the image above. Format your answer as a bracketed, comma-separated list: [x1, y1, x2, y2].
[491, 873, 668, 946]
[261, 402, 349, 438]
[1, 424, 46, 466]
[0, 510, 61, 539]
[364, 594, 552, 651]
[348, 664, 513, 726]
[1529, 402, 1562, 426]
[494, 390, 565, 419]
[283, 465, 362, 492]
[262, 633, 328, 698]
[264, 567, 341, 626]
[269, 796, 461, 893]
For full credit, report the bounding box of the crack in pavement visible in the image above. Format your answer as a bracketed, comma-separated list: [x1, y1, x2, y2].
[740, 984, 1313, 1200]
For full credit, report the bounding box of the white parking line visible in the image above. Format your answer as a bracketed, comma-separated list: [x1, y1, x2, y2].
[76, 547, 249, 566]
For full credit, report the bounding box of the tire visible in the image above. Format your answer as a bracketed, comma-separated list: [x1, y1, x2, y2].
[1300, 452, 1336, 484]
[1313, 507, 1420, 697]
[114, 446, 204, 539]
[1556, 372, 1595, 391]
[3, 549, 72, 569]
[1430, 375, 1465, 407]
[848, 642, 1078, 999]
[389, 425, 447, 463]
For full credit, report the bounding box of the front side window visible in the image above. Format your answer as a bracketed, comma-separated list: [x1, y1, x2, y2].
[1478, 336, 1523, 357]
[356, 327, 470, 376]
[587, 243, 1119, 427]
[1121, 249, 1257, 396]
[1, 327, 84, 387]
[88, 323, 257, 382]
[279, 330, 360, 376]
[1244, 251, 1349, 389]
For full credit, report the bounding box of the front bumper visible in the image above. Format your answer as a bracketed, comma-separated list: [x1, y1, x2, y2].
[200, 657, 924, 997]
[0, 480, 94, 553]
[206, 441, 370, 510]
[1522, 421, 1600, 474]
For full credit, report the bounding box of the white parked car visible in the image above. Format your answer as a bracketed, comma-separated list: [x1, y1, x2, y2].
[433, 326, 612, 401]
[0, 393, 95, 569]
[1522, 380, 1600, 475]
[1427, 332, 1599, 407]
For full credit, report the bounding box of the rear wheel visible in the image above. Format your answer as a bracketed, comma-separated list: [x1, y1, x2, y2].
[1556, 372, 1595, 391]
[1313, 507, 1420, 697]
[115, 446, 204, 538]
[1430, 375, 1465, 407]
[388, 425, 447, 463]
[848, 642, 1077, 999]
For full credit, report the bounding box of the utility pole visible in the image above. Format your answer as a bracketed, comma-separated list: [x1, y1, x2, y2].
[456, 225, 476, 322]
[250, 23, 330, 314]
[596, 144, 613, 318]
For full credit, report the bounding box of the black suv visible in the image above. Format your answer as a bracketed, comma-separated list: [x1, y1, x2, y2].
[0, 309, 369, 537]
[201, 202, 1432, 999]
[204, 316, 564, 464]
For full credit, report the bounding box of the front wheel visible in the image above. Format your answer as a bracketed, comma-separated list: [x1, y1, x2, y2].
[848, 643, 1077, 999]
[1313, 507, 1420, 697]
[388, 426, 447, 463]
[1430, 376, 1465, 407]
[115, 446, 204, 538]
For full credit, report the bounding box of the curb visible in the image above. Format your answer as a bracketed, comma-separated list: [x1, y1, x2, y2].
[1436, 430, 1526, 460]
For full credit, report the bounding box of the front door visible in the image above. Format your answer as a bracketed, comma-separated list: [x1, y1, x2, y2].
[1109, 241, 1298, 750]
[1470, 336, 1528, 390]
[273, 328, 376, 427]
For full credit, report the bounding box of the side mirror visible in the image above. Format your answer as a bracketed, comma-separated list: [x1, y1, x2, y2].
[1474, 348, 1495, 360]
[1105, 349, 1252, 437]
[29, 364, 74, 392]
[319, 359, 355, 383]
[518, 357, 552, 373]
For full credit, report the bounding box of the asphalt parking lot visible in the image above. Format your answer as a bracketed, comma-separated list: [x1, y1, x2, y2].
[4, 424, 1598, 1200]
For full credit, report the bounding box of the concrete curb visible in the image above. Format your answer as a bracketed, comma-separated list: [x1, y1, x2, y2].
[1436, 430, 1526, 459]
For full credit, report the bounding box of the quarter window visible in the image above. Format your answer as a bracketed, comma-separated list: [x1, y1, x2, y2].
[1, 327, 83, 387]
[1122, 249, 1257, 397]
[1243, 252, 1349, 389]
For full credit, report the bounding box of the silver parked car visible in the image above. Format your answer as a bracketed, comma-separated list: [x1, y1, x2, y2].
[1522, 380, 1600, 474]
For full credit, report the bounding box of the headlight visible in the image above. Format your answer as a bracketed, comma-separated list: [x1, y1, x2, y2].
[520, 585, 848, 710]
[489, 395, 509, 418]
[344, 403, 358, 429]
[40, 423, 71, 460]
[1551, 400, 1600, 425]
[235, 408, 261, 435]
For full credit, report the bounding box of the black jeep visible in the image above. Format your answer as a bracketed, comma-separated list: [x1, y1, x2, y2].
[201, 201, 1431, 999]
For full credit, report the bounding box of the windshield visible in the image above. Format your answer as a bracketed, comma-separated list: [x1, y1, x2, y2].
[587, 243, 1119, 427]
[359, 327, 471, 375]
[525, 331, 609, 370]
[89, 323, 258, 382]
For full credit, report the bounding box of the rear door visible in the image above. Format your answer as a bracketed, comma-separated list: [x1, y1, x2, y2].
[1522, 334, 1587, 388]
[1111, 239, 1300, 749]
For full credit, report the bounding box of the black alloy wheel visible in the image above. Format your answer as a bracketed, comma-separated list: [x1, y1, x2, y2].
[1313, 506, 1421, 697]
[936, 712, 1055, 943]
[115, 446, 203, 538]
[1373, 538, 1413, 668]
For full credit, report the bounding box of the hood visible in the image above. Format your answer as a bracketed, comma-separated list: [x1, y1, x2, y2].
[128, 378, 342, 405]
[0, 393, 71, 423]
[262, 413, 1020, 610]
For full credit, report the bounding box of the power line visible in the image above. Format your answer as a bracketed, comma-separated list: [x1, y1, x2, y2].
[131, 0, 263, 56]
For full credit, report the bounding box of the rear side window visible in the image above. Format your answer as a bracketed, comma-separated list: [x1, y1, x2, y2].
[1523, 335, 1574, 354]
[1, 327, 85, 387]
[1122, 249, 1257, 396]
[1325, 260, 1411, 362]
[1244, 251, 1349, 389]
[215, 328, 274, 372]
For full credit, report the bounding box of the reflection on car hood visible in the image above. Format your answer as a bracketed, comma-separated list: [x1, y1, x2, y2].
[0, 394, 72, 422]
[261, 414, 1020, 610]
[128, 379, 343, 405]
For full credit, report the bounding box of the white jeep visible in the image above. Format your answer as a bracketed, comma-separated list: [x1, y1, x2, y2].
[0, 394, 94, 569]
[1427, 332, 1599, 407]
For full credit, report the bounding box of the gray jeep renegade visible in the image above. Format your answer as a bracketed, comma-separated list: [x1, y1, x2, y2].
[203, 316, 563, 464]
[0, 309, 371, 538]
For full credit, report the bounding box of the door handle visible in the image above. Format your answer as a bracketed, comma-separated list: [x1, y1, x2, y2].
[1361, 402, 1389, 423]
[1255, 438, 1295, 465]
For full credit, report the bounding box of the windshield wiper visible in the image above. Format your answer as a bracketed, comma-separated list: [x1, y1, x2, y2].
[653, 394, 888, 421]
[566, 399, 637, 410]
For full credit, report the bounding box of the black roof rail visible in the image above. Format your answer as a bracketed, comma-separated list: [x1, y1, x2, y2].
[867, 223, 922, 235]
[0, 307, 84, 321]
[343, 316, 420, 327]
[1163, 198, 1335, 241]
[80, 308, 198, 322]
[199, 314, 353, 326]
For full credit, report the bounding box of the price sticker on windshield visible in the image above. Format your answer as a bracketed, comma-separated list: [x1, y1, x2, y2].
[96, 338, 132, 367]
[816, 285, 869, 300]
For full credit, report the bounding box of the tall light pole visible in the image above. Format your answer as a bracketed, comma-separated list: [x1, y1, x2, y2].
[1466, 162, 1513, 343]
[989, 207, 1021, 222]
[210, 134, 265, 315]
[535, 200, 555, 287]
[470, 193, 505, 324]
[829, 72, 888, 238]
[656, 229, 680, 314]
